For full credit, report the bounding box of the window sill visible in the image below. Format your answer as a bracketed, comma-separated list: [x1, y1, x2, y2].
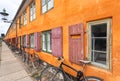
[90, 62, 110, 70]
[30, 17, 36, 23]
[41, 7, 54, 15]
[42, 50, 52, 54]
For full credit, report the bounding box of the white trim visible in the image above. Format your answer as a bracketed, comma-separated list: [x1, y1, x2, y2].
[23, 11, 27, 25]
[87, 18, 112, 69]
[30, 1, 36, 21]
[42, 0, 54, 14]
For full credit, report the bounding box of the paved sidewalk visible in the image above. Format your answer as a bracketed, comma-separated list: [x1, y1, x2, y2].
[0, 42, 34, 81]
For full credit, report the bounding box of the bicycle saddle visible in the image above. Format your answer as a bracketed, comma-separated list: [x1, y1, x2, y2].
[79, 60, 90, 64]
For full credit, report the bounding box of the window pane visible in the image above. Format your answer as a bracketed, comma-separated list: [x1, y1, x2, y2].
[30, 10, 32, 16]
[30, 34, 34, 48]
[48, 0, 54, 10]
[91, 51, 106, 65]
[24, 12, 27, 25]
[42, 33, 46, 51]
[47, 32, 52, 52]
[21, 36, 22, 46]
[42, 5, 47, 13]
[92, 38, 106, 51]
[42, 0, 46, 6]
[24, 36, 26, 47]
[33, 14, 35, 20]
[91, 23, 107, 37]
[30, 2, 36, 21]
[33, 6, 36, 14]
[48, 0, 51, 2]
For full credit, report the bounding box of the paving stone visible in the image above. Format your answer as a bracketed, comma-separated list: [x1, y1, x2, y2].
[0, 42, 33, 81]
[16, 76, 34, 81]
[0, 70, 28, 81]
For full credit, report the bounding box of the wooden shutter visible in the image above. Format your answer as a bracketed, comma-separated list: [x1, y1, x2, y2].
[34, 32, 41, 52]
[69, 23, 84, 64]
[26, 34, 30, 48]
[52, 27, 63, 57]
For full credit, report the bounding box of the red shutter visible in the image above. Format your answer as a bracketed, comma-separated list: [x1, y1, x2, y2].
[52, 27, 63, 57]
[26, 34, 30, 48]
[69, 23, 84, 64]
[34, 32, 41, 52]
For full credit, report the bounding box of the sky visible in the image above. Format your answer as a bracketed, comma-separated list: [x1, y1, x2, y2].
[0, 0, 23, 36]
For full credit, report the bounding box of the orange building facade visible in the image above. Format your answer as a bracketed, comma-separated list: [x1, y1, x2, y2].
[4, 0, 120, 81]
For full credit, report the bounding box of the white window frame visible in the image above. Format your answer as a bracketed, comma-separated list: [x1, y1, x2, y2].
[87, 18, 112, 69]
[30, 1, 36, 21]
[42, 0, 54, 14]
[23, 10, 27, 25]
[30, 34, 34, 48]
[42, 31, 52, 53]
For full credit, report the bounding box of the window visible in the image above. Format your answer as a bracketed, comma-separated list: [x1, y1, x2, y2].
[19, 16, 22, 28]
[69, 23, 84, 64]
[30, 34, 34, 48]
[20, 36, 23, 47]
[88, 19, 111, 69]
[23, 10, 27, 25]
[23, 35, 26, 47]
[26, 35, 30, 48]
[30, 1, 36, 21]
[42, 0, 54, 14]
[42, 31, 52, 52]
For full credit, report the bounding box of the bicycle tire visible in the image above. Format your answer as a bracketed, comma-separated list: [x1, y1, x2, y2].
[22, 52, 26, 62]
[33, 54, 41, 69]
[26, 53, 29, 64]
[82, 76, 103, 81]
[39, 66, 65, 81]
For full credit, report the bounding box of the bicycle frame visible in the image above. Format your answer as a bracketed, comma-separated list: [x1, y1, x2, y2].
[59, 62, 86, 81]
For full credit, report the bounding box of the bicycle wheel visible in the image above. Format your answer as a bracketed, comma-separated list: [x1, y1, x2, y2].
[22, 52, 26, 62]
[39, 66, 65, 81]
[82, 76, 103, 81]
[26, 53, 29, 64]
[33, 55, 41, 69]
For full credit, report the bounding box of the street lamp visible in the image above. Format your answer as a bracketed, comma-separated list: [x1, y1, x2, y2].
[0, 8, 9, 21]
[0, 8, 19, 48]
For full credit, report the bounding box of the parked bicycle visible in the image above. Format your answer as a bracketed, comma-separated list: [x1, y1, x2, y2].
[26, 52, 48, 74]
[21, 46, 27, 62]
[39, 57, 103, 81]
